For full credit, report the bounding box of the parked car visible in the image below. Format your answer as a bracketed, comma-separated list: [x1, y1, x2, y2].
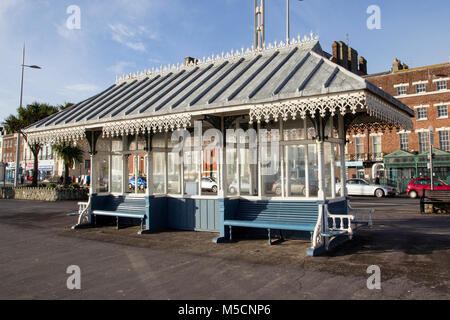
[406, 177, 450, 199]
[272, 178, 319, 196]
[336, 178, 396, 198]
[129, 176, 147, 190]
[201, 177, 218, 193]
[228, 178, 251, 194]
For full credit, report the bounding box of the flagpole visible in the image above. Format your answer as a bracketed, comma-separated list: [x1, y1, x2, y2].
[286, 0, 290, 44]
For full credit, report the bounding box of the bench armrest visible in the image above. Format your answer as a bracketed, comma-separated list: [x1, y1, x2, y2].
[327, 214, 355, 235]
[347, 203, 374, 227]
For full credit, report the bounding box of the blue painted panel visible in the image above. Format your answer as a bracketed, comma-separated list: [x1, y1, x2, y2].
[148, 196, 167, 231]
[166, 198, 220, 232]
[327, 200, 348, 215]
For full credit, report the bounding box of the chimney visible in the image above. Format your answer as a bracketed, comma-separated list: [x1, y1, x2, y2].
[358, 56, 367, 75]
[331, 41, 339, 64]
[184, 57, 198, 66]
[348, 47, 358, 73]
[393, 58, 402, 72]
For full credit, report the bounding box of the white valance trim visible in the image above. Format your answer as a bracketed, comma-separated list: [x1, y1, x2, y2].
[102, 113, 192, 138]
[249, 91, 413, 130]
[26, 127, 86, 145]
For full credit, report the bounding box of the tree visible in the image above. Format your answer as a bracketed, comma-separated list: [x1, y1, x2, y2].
[52, 142, 83, 187]
[2, 102, 59, 187]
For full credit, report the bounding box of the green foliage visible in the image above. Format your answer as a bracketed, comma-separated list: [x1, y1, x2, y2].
[52, 142, 84, 168]
[69, 182, 81, 189]
[2, 102, 59, 134]
[52, 142, 84, 187]
[46, 184, 57, 189]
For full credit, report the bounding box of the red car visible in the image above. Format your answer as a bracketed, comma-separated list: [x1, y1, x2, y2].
[406, 177, 450, 199]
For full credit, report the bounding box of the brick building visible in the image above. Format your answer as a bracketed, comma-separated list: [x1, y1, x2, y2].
[348, 59, 450, 186]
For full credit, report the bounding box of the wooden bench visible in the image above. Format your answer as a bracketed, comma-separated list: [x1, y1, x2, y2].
[92, 197, 146, 231]
[420, 190, 450, 214]
[223, 200, 319, 245]
[222, 199, 374, 246]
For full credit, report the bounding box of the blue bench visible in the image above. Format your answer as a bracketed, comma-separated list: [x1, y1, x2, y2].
[223, 200, 319, 245]
[92, 196, 146, 231]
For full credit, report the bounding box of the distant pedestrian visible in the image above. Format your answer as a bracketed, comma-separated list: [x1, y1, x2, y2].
[375, 176, 380, 185]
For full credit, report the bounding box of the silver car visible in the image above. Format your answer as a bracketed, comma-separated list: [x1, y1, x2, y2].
[336, 179, 396, 198]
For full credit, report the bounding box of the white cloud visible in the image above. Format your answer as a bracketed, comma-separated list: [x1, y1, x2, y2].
[107, 61, 137, 75]
[108, 23, 158, 52]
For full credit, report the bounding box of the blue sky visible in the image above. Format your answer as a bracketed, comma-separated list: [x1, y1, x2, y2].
[1, 0, 449, 122]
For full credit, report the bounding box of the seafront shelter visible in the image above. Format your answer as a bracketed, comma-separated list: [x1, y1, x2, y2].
[24, 37, 414, 255]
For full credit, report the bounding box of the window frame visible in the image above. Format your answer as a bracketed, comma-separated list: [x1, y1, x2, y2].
[439, 130, 450, 152]
[437, 105, 448, 119]
[396, 86, 407, 96]
[415, 83, 426, 93]
[436, 80, 447, 91]
[416, 107, 428, 121]
[399, 133, 409, 151]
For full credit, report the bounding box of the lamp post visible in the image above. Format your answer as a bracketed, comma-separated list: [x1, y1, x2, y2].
[14, 45, 41, 187]
[429, 126, 434, 191]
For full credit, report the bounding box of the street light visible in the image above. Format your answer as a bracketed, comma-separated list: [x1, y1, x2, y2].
[429, 125, 434, 191]
[14, 45, 42, 187]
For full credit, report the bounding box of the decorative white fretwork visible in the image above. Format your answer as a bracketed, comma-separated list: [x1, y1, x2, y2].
[249, 91, 413, 130]
[26, 126, 86, 145]
[115, 33, 320, 85]
[102, 113, 192, 138]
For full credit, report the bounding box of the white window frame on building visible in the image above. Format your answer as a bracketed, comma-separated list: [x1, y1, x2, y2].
[436, 103, 449, 119]
[413, 81, 427, 94]
[354, 135, 365, 160]
[396, 86, 408, 96]
[371, 133, 383, 160]
[399, 132, 409, 151]
[437, 128, 450, 152]
[433, 78, 448, 91]
[417, 130, 430, 153]
[415, 105, 429, 121]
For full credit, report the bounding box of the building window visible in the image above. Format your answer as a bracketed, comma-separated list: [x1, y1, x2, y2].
[437, 105, 448, 119]
[415, 83, 426, 93]
[399, 133, 409, 151]
[417, 107, 428, 120]
[397, 86, 407, 96]
[436, 80, 447, 91]
[418, 132, 430, 153]
[439, 131, 450, 152]
[372, 136, 382, 159]
[355, 137, 365, 160]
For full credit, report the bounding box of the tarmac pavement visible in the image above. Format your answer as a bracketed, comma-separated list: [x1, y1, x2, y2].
[0, 197, 448, 299]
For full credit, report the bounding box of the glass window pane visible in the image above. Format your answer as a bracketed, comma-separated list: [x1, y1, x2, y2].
[94, 154, 109, 193]
[183, 139, 199, 196]
[152, 152, 166, 195]
[239, 147, 258, 196]
[285, 145, 306, 197]
[283, 118, 305, 141]
[126, 154, 136, 194]
[308, 144, 319, 197]
[226, 146, 238, 196]
[111, 155, 123, 193]
[168, 152, 181, 194]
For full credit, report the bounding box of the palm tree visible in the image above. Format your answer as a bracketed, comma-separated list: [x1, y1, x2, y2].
[52, 142, 84, 187]
[3, 102, 59, 187]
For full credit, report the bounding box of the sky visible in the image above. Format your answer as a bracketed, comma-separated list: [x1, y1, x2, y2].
[0, 0, 449, 122]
